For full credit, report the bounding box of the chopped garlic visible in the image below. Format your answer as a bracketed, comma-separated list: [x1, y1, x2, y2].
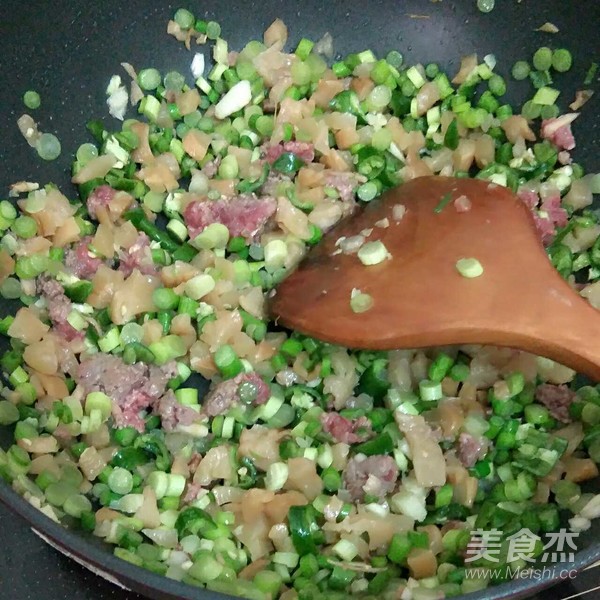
[106, 78, 129, 121]
[569, 516, 591, 533]
[197, 302, 215, 317]
[191, 53, 205, 79]
[392, 204, 406, 221]
[9, 181, 39, 197]
[339, 234, 365, 254]
[106, 75, 122, 95]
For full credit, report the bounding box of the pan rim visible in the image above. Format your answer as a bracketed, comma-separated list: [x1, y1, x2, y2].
[2, 479, 599, 600]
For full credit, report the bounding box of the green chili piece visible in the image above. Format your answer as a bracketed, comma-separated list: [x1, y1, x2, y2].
[271, 152, 305, 176]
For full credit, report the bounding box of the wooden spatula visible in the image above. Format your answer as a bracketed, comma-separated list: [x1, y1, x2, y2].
[270, 175, 600, 381]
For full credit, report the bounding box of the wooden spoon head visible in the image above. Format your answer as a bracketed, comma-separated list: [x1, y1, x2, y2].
[270, 175, 570, 350]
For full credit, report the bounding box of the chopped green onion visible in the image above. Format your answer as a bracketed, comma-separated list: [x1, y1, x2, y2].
[355, 432, 394, 456]
[488, 74, 506, 96]
[584, 62, 598, 86]
[85, 392, 112, 420]
[139, 95, 161, 121]
[75, 146, 99, 171]
[108, 467, 134, 495]
[428, 353, 454, 382]
[357, 181, 380, 202]
[425, 62, 440, 79]
[193, 223, 230, 250]
[477, 0, 495, 13]
[386, 50, 403, 69]
[435, 484, 454, 508]
[218, 154, 239, 179]
[45, 482, 77, 507]
[456, 257, 484, 278]
[532, 86, 560, 106]
[265, 462, 289, 491]
[98, 327, 120, 353]
[434, 192, 453, 213]
[23, 90, 41, 110]
[406, 66, 425, 89]
[533, 47, 553, 71]
[388, 533, 412, 563]
[512, 61, 530, 81]
[0, 201, 16, 222]
[206, 21, 221, 40]
[264, 239, 288, 271]
[367, 85, 392, 110]
[165, 219, 187, 242]
[35, 133, 61, 161]
[529, 69, 553, 89]
[291, 60, 312, 86]
[321, 467, 342, 492]
[175, 388, 199, 406]
[0, 401, 20, 425]
[371, 127, 392, 151]
[138, 68, 162, 91]
[419, 379, 443, 401]
[188, 553, 223, 582]
[280, 338, 303, 358]
[357, 240, 390, 266]
[164, 70, 186, 92]
[148, 336, 186, 366]
[12, 216, 37, 239]
[295, 38, 314, 61]
[540, 104, 559, 120]
[521, 100, 542, 120]
[551, 48, 572, 73]
[152, 287, 180, 311]
[350, 289, 374, 314]
[444, 119, 459, 150]
[113, 427, 139, 447]
[214, 344, 244, 379]
[174, 8, 195, 29]
[272, 152, 305, 175]
[288, 505, 318, 555]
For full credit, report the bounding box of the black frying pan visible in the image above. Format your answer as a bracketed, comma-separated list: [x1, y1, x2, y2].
[1, 1, 599, 599]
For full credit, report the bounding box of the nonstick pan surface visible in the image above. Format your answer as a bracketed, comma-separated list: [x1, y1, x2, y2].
[0, 1, 599, 599]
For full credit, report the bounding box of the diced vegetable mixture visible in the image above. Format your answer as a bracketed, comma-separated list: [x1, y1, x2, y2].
[2, 8, 600, 600]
